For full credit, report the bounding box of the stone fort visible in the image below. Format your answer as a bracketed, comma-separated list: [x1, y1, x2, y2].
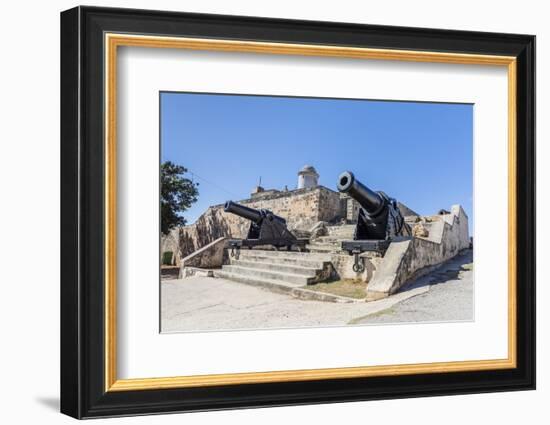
[161, 165, 469, 301]
[161, 165, 415, 266]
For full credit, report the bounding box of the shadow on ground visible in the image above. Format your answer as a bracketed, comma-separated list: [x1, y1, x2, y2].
[400, 249, 473, 293]
[353, 249, 474, 324]
[35, 396, 59, 411]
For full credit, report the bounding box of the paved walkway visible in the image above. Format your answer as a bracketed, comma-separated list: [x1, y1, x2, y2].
[161, 250, 473, 333]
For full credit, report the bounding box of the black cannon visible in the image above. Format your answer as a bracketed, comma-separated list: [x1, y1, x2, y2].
[337, 171, 411, 271]
[224, 201, 306, 257]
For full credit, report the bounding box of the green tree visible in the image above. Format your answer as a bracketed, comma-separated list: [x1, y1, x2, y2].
[161, 161, 199, 234]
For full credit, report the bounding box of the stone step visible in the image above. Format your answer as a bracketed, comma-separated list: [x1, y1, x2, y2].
[231, 259, 319, 277]
[309, 242, 340, 248]
[327, 232, 355, 239]
[306, 243, 343, 253]
[222, 248, 334, 289]
[216, 270, 302, 294]
[215, 270, 358, 303]
[220, 265, 315, 286]
[327, 230, 355, 236]
[316, 236, 345, 243]
[236, 249, 331, 262]
[233, 253, 328, 268]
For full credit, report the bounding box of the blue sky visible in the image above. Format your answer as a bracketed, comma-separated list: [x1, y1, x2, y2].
[161, 92, 473, 226]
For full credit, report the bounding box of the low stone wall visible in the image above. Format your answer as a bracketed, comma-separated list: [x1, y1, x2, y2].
[366, 205, 470, 300]
[330, 253, 382, 283]
[179, 237, 228, 278]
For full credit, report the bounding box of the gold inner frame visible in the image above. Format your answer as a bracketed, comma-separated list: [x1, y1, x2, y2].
[104, 33, 517, 392]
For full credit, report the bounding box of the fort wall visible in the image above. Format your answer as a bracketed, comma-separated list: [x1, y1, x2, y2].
[161, 186, 345, 265]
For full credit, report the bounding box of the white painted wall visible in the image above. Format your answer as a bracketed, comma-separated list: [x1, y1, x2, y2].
[0, 1, 545, 424]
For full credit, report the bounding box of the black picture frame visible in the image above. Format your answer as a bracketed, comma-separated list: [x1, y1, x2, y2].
[61, 5, 535, 419]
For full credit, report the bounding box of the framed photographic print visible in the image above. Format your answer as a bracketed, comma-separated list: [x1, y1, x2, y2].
[60, 6, 535, 419]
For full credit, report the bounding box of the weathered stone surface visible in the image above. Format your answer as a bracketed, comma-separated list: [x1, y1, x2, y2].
[365, 238, 413, 300]
[309, 221, 328, 240]
[412, 222, 430, 238]
[180, 267, 215, 278]
[330, 253, 382, 283]
[164, 186, 345, 264]
[366, 205, 470, 299]
[217, 249, 336, 289]
[160, 231, 179, 265]
[180, 236, 227, 275]
[160, 181, 424, 267]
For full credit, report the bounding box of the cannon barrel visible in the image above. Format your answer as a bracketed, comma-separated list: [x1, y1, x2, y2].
[224, 201, 264, 224]
[337, 171, 385, 216]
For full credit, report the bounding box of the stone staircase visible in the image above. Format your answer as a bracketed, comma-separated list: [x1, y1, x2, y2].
[216, 249, 333, 294]
[306, 224, 355, 253]
[216, 224, 360, 298]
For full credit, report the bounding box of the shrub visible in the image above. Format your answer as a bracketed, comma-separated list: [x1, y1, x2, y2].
[162, 251, 173, 265]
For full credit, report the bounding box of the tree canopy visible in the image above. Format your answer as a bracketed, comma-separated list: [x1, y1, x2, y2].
[160, 161, 199, 234]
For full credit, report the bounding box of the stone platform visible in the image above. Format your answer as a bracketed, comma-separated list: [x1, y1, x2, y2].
[216, 250, 357, 303]
[178, 205, 470, 302]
